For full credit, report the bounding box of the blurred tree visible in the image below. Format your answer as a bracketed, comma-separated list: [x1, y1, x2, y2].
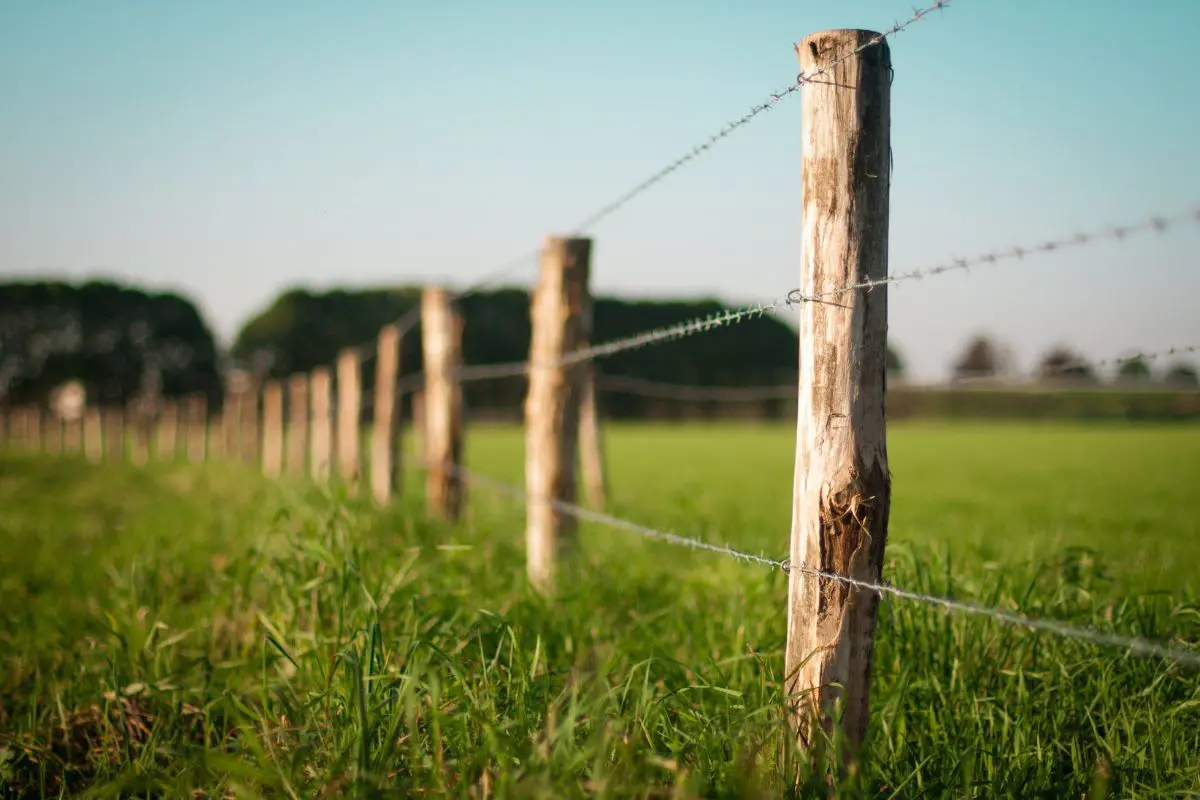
[886, 343, 904, 380]
[951, 334, 1003, 382]
[232, 287, 802, 418]
[0, 280, 222, 407]
[1115, 356, 1152, 385]
[1037, 345, 1098, 384]
[1164, 362, 1199, 388]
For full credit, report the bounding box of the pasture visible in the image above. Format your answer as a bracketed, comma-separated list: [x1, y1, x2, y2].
[1, 421, 1198, 797]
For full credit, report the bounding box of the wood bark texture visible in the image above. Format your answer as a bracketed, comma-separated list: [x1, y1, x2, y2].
[185, 395, 207, 463]
[421, 288, 465, 520]
[310, 367, 333, 483]
[104, 408, 124, 462]
[524, 236, 591, 590]
[371, 324, 402, 505]
[156, 401, 179, 461]
[84, 408, 104, 463]
[785, 28, 893, 760]
[336, 349, 362, 487]
[286, 375, 309, 477]
[262, 381, 284, 478]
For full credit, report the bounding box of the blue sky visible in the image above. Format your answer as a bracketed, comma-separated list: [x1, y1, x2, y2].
[1, 0, 1198, 382]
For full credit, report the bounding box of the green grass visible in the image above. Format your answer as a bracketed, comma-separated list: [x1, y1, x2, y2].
[1, 421, 1199, 798]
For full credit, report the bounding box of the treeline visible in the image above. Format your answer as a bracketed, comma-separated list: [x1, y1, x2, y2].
[2, 279, 1197, 420]
[0, 280, 223, 408]
[229, 286, 810, 417]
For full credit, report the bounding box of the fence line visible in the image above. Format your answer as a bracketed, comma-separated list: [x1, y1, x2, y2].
[435, 458, 1200, 670]
[795, 206, 1200, 304]
[350, 1, 958, 349]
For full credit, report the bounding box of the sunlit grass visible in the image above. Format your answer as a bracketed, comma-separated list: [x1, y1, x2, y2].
[1, 421, 1198, 797]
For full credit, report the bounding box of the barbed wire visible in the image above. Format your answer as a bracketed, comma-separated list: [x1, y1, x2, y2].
[567, 0, 952, 233]
[793, 206, 1200, 304]
[321, 1, 956, 370]
[435, 459, 1200, 670]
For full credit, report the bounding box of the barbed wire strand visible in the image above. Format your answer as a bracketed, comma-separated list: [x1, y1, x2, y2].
[332, 2, 957, 369]
[386, 342, 1200, 407]
[438, 204, 1200, 381]
[794, 207, 1200, 304]
[567, 1, 951, 233]
[433, 459, 1200, 670]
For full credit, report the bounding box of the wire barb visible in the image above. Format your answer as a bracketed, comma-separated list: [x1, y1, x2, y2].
[792, 206, 1200, 304]
[437, 459, 1200, 670]
[568, 0, 952, 234]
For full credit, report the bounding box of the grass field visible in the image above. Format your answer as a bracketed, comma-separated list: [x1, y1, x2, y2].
[1, 421, 1199, 798]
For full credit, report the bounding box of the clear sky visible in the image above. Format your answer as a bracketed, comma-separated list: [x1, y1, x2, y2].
[2, 0, 1198, 382]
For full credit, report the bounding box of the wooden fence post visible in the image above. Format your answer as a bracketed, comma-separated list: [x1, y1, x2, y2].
[239, 390, 259, 465]
[371, 325, 402, 505]
[104, 407, 124, 463]
[578, 366, 607, 510]
[286, 374, 309, 477]
[524, 236, 591, 591]
[156, 401, 179, 462]
[336, 348, 362, 488]
[785, 29, 892, 768]
[310, 367, 333, 484]
[84, 407, 103, 463]
[129, 406, 151, 466]
[45, 413, 63, 456]
[222, 393, 239, 461]
[186, 395, 208, 463]
[262, 381, 284, 478]
[29, 407, 43, 452]
[421, 288, 465, 520]
[64, 413, 82, 456]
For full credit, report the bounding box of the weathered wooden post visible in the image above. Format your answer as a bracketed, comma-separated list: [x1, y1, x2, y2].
[524, 236, 591, 591]
[421, 288, 465, 520]
[262, 381, 284, 478]
[286, 374, 309, 477]
[103, 407, 124, 462]
[186, 394, 208, 463]
[310, 366, 333, 484]
[222, 392, 239, 461]
[84, 407, 103, 463]
[64, 413, 83, 456]
[45, 413, 63, 456]
[336, 348, 362, 488]
[129, 406, 151, 467]
[578, 366, 607, 509]
[784, 29, 893, 768]
[371, 325, 402, 505]
[238, 390, 259, 465]
[156, 400, 179, 461]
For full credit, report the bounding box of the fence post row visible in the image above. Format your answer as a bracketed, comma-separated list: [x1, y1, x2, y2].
[84, 407, 103, 464]
[157, 400, 179, 462]
[371, 324, 402, 506]
[421, 287, 465, 521]
[524, 236, 592, 592]
[129, 405, 150, 467]
[310, 366, 333, 484]
[186, 394, 208, 464]
[337, 348, 362, 488]
[286, 374, 309, 477]
[785, 28, 893, 771]
[262, 381, 285, 478]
